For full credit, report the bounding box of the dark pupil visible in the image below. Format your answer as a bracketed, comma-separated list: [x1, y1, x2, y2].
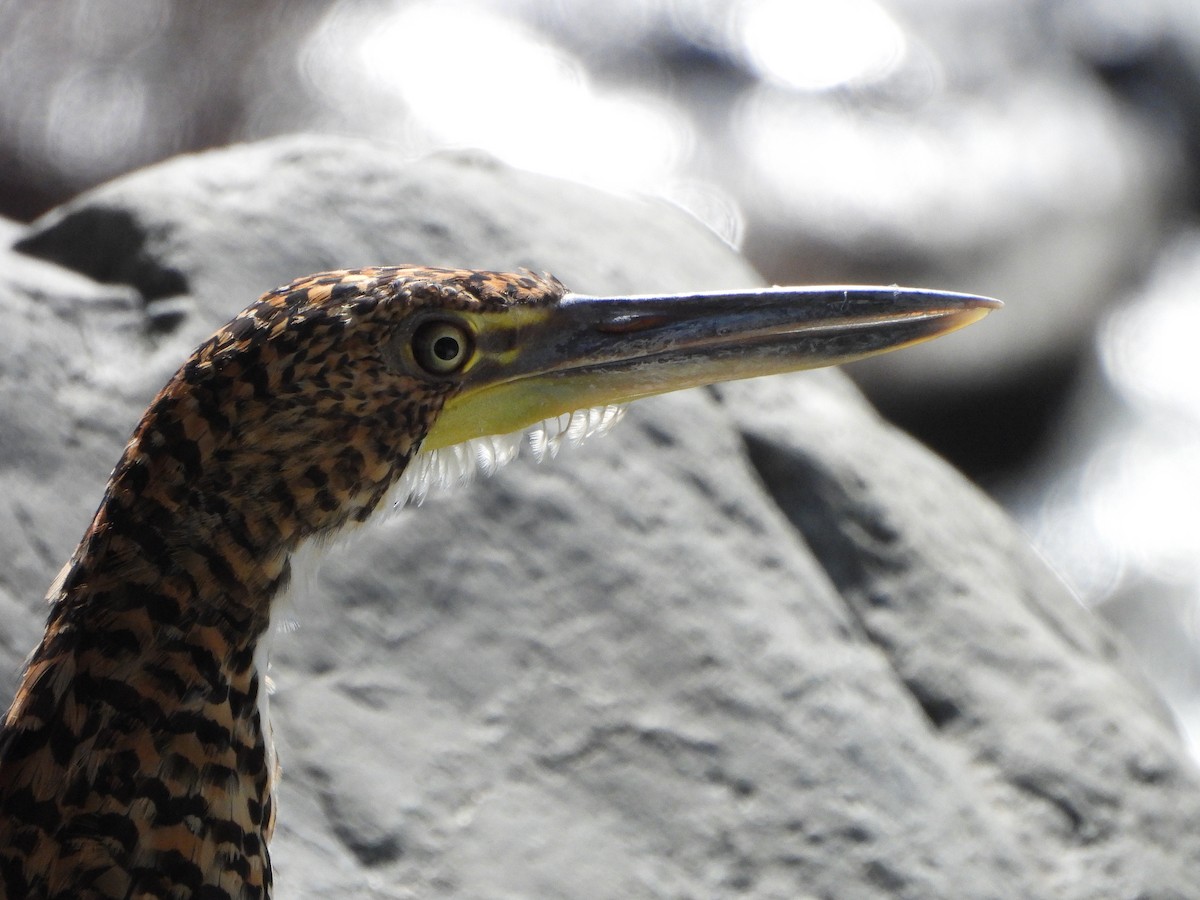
[433, 335, 460, 361]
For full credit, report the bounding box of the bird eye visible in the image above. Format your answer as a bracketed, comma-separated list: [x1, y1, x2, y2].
[412, 321, 473, 375]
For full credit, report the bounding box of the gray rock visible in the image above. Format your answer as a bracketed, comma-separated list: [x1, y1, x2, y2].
[1005, 230, 1200, 759]
[3, 135, 1198, 898]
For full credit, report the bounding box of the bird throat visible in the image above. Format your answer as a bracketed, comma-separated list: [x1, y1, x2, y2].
[392, 403, 626, 506]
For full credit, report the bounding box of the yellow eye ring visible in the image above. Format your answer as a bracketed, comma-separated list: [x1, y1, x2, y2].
[412, 321, 473, 375]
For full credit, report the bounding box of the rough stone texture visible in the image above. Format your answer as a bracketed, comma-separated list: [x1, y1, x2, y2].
[1005, 230, 1200, 754]
[2, 135, 1199, 898]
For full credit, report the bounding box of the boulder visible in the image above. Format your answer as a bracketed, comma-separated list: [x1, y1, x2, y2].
[2, 135, 1197, 898]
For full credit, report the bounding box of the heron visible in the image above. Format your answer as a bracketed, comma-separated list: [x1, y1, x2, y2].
[0, 265, 997, 899]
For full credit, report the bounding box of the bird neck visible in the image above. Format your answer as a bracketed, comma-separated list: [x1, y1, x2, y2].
[0, 428, 290, 899]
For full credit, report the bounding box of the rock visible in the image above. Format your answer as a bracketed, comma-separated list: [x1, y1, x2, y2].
[3, 134, 1198, 898]
[1006, 230, 1200, 754]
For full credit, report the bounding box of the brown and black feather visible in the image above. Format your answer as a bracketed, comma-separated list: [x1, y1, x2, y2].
[0, 266, 564, 899]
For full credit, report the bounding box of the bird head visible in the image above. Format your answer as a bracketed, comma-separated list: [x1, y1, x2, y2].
[127, 265, 997, 554]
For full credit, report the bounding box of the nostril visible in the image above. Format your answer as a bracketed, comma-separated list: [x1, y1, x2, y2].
[595, 314, 670, 334]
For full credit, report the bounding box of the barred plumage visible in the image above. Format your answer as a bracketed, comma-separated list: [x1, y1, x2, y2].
[0, 265, 996, 898]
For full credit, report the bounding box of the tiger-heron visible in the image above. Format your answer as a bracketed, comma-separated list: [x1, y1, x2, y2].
[0, 266, 997, 898]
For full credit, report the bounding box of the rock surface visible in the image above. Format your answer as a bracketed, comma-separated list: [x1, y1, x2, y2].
[2, 135, 1198, 898]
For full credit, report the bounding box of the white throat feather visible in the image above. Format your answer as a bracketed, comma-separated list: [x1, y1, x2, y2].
[391, 403, 627, 508]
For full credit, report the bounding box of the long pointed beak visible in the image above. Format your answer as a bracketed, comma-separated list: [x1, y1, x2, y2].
[422, 285, 1000, 450]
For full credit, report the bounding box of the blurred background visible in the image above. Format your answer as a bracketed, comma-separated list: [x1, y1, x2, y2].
[2, 0, 1198, 751]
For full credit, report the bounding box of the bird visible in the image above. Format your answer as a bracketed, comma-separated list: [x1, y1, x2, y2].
[0, 265, 997, 899]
